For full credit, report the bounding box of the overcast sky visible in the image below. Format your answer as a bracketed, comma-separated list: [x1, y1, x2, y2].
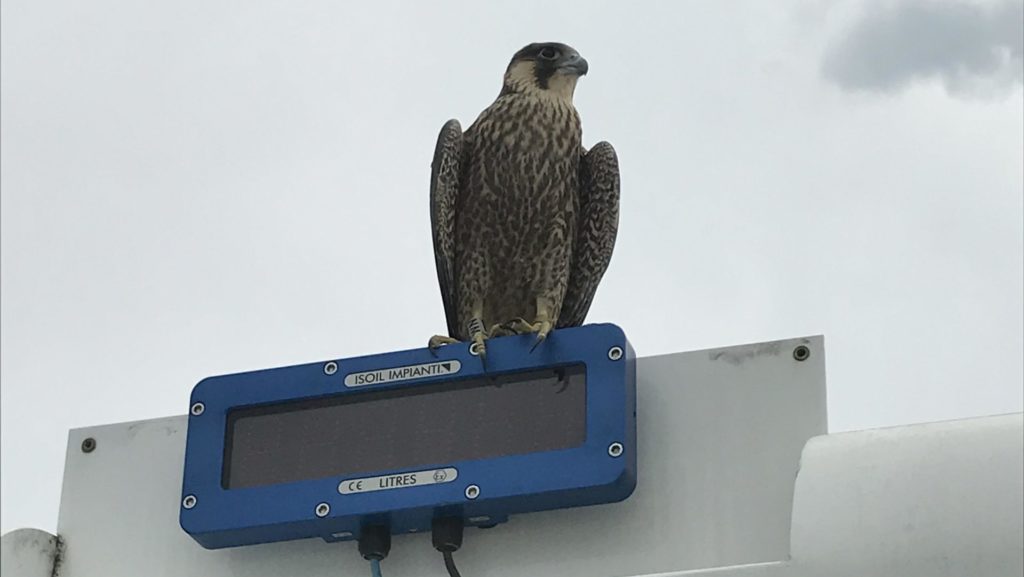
[2, 0, 1021, 535]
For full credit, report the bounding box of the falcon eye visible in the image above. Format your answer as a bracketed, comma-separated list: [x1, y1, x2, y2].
[538, 47, 559, 60]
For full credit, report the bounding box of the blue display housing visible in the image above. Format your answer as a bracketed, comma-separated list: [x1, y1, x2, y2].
[180, 323, 637, 549]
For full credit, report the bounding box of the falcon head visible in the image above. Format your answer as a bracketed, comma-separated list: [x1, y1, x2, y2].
[503, 42, 589, 101]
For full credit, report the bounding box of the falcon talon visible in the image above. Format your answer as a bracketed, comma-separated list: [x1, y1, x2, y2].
[427, 335, 460, 357]
[529, 334, 547, 354]
[488, 323, 516, 338]
[502, 318, 536, 335]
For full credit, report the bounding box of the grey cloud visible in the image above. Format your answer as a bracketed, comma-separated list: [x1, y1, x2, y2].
[822, 0, 1023, 96]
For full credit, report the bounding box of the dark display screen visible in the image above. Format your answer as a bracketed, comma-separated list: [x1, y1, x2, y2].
[223, 364, 587, 489]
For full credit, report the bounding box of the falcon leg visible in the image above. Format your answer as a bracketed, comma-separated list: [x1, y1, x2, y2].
[529, 297, 555, 353]
[471, 331, 487, 359]
[467, 315, 489, 369]
[428, 335, 459, 357]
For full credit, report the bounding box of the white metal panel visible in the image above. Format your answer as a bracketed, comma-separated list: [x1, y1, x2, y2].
[644, 561, 789, 577]
[0, 528, 60, 577]
[790, 413, 1024, 577]
[643, 413, 1024, 577]
[54, 336, 826, 577]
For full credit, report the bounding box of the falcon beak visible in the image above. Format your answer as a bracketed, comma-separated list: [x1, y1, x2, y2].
[559, 53, 589, 77]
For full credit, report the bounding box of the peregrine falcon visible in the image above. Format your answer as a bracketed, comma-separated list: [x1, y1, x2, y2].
[429, 42, 620, 359]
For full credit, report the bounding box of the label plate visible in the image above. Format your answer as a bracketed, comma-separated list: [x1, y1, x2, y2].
[338, 468, 459, 495]
[343, 360, 462, 387]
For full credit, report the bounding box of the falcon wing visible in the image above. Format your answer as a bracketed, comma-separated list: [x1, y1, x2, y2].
[430, 119, 464, 338]
[559, 141, 620, 328]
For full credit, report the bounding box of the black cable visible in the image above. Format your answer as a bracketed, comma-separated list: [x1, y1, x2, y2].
[442, 550, 462, 577]
[358, 524, 391, 577]
[432, 516, 465, 577]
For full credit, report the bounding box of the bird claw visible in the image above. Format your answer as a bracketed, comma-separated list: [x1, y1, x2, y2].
[486, 318, 553, 353]
[500, 318, 537, 335]
[529, 334, 545, 353]
[488, 323, 516, 338]
[528, 320, 553, 353]
[428, 335, 459, 357]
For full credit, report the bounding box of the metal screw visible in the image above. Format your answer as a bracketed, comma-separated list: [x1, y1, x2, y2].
[465, 484, 480, 500]
[469, 342, 483, 357]
[315, 502, 331, 517]
[182, 495, 197, 509]
[190, 402, 205, 416]
[793, 345, 810, 362]
[608, 442, 624, 458]
[608, 346, 623, 361]
[81, 437, 96, 453]
[324, 361, 338, 375]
